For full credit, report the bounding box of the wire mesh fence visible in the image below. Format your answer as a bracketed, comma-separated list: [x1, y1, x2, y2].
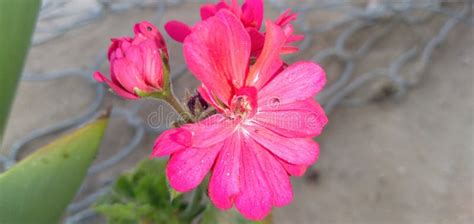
[0, 0, 472, 223]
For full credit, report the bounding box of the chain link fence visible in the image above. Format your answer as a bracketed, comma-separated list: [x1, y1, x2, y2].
[0, 0, 472, 223]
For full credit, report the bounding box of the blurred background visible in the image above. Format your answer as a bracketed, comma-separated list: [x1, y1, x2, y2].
[0, 0, 472, 223]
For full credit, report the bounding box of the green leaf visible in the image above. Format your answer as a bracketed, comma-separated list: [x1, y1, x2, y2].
[0, 0, 42, 143]
[95, 203, 149, 224]
[167, 182, 183, 203]
[200, 204, 219, 224]
[95, 159, 187, 224]
[0, 116, 109, 224]
[200, 204, 273, 224]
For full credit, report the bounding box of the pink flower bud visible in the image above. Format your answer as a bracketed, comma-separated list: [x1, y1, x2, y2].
[94, 21, 169, 99]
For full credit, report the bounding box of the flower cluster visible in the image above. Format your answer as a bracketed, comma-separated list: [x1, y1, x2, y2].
[95, 0, 327, 221]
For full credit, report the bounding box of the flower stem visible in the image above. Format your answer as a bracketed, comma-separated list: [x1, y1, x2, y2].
[182, 184, 204, 222]
[161, 89, 194, 124]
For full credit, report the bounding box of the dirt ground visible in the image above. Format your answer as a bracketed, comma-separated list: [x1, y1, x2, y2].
[1, 2, 473, 224]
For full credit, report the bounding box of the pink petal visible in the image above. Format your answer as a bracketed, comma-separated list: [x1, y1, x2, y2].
[258, 61, 326, 106]
[151, 128, 191, 157]
[227, 0, 242, 17]
[93, 71, 138, 99]
[278, 158, 309, 177]
[254, 99, 328, 138]
[108, 37, 131, 60]
[124, 45, 144, 75]
[209, 132, 242, 209]
[200, 4, 218, 20]
[197, 85, 224, 112]
[134, 21, 166, 49]
[235, 137, 272, 220]
[241, 0, 264, 29]
[166, 144, 221, 192]
[215, 1, 231, 11]
[184, 10, 251, 105]
[275, 9, 298, 27]
[248, 27, 265, 55]
[245, 124, 319, 165]
[139, 39, 164, 89]
[254, 142, 293, 207]
[164, 20, 192, 43]
[246, 20, 285, 89]
[181, 114, 237, 148]
[112, 58, 152, 93]
[280, 45, 299, 54]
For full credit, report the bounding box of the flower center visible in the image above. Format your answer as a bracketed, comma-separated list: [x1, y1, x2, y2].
[232, 95, 252, 118]
[226, 87, 258, 120]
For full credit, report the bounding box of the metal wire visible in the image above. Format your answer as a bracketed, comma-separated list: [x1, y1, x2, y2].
[0, 0, 471, 223]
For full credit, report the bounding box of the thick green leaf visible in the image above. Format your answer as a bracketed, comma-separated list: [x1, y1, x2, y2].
[0, 0, 42, 143]
[0, 116, 109, 224]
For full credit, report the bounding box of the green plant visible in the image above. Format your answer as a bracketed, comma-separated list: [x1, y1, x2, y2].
[0, 115, 109, 223]
[95, 159, 272, 224]
[0, 0, 42, 143]
[95, 159, 188, 224]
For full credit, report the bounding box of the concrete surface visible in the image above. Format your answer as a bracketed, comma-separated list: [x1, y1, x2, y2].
[274, 24, 473, 224]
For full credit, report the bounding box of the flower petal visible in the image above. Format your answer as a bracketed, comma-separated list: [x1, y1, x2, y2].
[151, 128, 191, 157]
[254, 142, 293, 207]
[246, 20, 285, 89]
[258, 61, 326, 106]
[200, 4, 218, 20]
[209, 132, 241, 209]
[112, 58, 152, 93]
[134, 21, 167, 50]
[241, 0, 264, 29]
[93, 71, 138, 99]
[197, 85, 225, 112]
[275, 9, 297, 26]
[254, 99, 328, 137]
[248, 27, 265, 56]
[166, 145, 221, 192]
[108, 37, 132, 60]
[184, 10, 251, 104]
[124, 45, 144, 75]
[235, 136, 272, 220]
[164, 20, 192, 43]
[181, 114, 237, 148]
[139, 39, 163, 88]
[245, 124, 320, 165]
[277, 157, 309, 177]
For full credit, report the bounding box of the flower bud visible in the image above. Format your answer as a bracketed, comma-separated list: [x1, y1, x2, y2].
[186, 92, 209, 116]
[94, 21, 169, 99]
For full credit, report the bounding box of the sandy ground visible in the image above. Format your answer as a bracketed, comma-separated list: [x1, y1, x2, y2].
[1, 2, 473, 224]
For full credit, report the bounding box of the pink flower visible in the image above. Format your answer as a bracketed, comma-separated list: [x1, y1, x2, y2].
[164, 0, 303, 56]
[94, 21, 169, 99]
[152, 10, 327, 220]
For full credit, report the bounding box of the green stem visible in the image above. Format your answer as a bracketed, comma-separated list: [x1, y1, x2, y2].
[161, 89, 193, 124]
[140, 85, 193, 124]
[136, 56, 193, 124]
[182, 184, 204, 222]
